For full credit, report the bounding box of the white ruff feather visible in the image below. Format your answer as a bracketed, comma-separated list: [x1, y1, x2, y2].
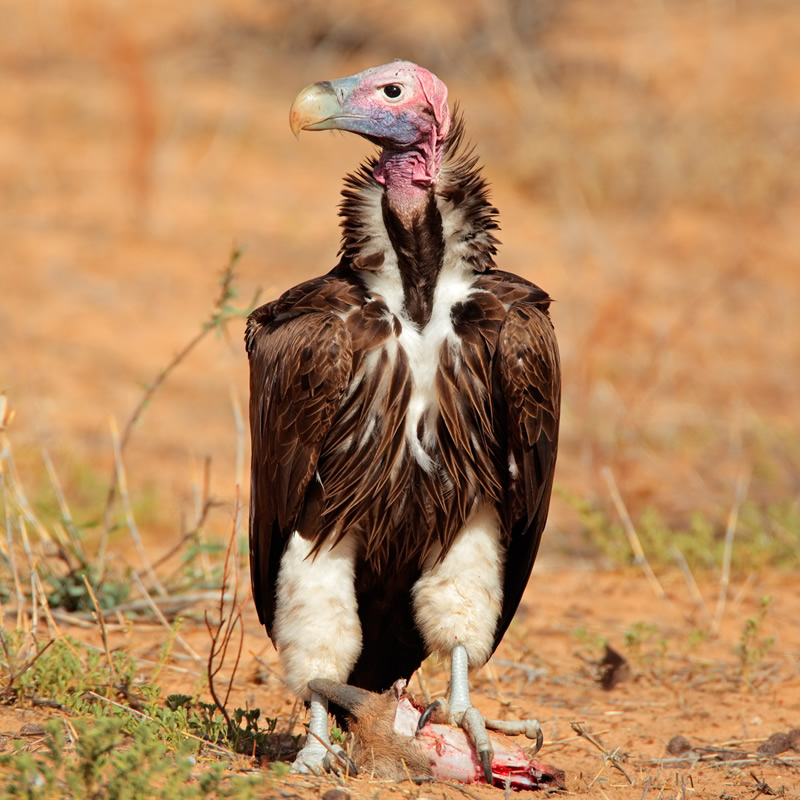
[357, 185, 475, 471]
[273, 532, 362, 699]
[411, 503, 505, 667]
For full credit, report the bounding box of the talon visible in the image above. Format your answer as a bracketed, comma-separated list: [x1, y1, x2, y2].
[532, 722, 543, 754]
[417, 704, 435, 733]
[479, 747, 493, 784]
[334, 748, 359, 776]
[461, 706, 494, 782]
[484, 716, 543, 750]
[417, 697, 447, 733]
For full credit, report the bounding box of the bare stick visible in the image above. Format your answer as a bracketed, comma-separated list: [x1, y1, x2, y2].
[82, 573, 117, 681]
[131, 571, 203, 662]
[570, 721, 635, 786]
[205, 488, 246, 742]
[252, 654, 292, 691]
[2, 485, 26, 631]
[305, 727, 359, 776]
[147, 464, 221, 579]
[18, 516, 38, 639]
[85, 691, 232, 755]
[712, 468, 750, 635]
[672, 546, 711, 622]
[41, 449, 72, 525]
[41, 450, 82, 559]
[106, 417, 165, 595]
[29, 569, 62, 640]
[601, 466, 667, 602]
[53, 590, 228, 621]
[19, 517, 62, 641]
[4, 638, 55, 691]
[99, 249, 256, 553]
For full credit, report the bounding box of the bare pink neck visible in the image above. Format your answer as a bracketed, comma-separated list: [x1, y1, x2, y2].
[374, 143, 442, 220]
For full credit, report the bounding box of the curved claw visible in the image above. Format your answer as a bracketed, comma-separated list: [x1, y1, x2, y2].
[484, 717, 543, 751]
[479, 747, 493, 784]
[531, 722, 544, 754]
[461, 706, 494, 784]
[326, 747, 359, 777]
[417, 697, 448, 733]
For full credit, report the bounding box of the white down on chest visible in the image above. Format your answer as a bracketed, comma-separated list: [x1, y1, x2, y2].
[361, 254, 476, 471]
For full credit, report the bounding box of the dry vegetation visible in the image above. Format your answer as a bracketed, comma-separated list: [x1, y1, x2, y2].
[2, 0, 800, 798]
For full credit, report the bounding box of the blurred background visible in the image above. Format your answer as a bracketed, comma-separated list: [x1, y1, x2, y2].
[2, 0, 799, 570]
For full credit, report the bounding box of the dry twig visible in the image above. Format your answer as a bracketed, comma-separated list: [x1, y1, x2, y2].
[85, 690, 232, 755]
[106, 417, 165, 595]
[570, 720, 635, 786]
[205, 487, 248, 743]
[712, 468, 751, 635]
[131, 572, 203, 662]
[82, 573, 117, 682]
[601, 466, 668, 603]
[99, 249, 255, 557]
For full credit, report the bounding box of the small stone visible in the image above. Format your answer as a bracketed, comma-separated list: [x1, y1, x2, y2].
[758, 732, 791, 755]
[19, 723, 46, 737]
[666, 734, 692, 755]
[787, 728, 800, 752]
[322, 791, 350, 800]
[597, 644, 631, 690]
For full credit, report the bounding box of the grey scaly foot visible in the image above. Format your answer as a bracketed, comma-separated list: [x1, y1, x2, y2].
[291, 692, 359, 776]
[291, 692, 330, 774]
[416, 645, 543, 783]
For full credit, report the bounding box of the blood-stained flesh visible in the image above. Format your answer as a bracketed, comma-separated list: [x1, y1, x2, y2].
[394, 694, 565, 790]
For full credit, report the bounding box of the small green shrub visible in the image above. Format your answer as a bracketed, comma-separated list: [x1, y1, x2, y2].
[0, 717, 261, 800]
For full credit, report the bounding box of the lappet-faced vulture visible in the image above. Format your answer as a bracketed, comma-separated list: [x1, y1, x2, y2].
[246, 61, 560, 779]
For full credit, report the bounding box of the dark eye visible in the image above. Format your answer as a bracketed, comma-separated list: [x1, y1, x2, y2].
[383, 84, 402, 99]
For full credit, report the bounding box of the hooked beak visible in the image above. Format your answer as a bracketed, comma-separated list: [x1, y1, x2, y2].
[289, 79, 362, 139]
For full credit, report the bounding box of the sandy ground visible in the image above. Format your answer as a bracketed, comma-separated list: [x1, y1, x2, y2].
[2, 0, 800, 797]
[2, 566, 799, 798]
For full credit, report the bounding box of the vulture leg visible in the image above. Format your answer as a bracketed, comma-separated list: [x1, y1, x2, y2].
[292, 691, 358, 775]
[291, 691, 331, 774]
[272, 533, 363, 774]
[449, 644, 493, 783]
[412, 504, 541, 780]
[417, 646, 543, 782]
[415, 645, 493, 783]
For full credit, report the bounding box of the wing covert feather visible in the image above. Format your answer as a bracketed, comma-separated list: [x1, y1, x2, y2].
[246, 311, 353, 630]
[493, 301, 560, 649]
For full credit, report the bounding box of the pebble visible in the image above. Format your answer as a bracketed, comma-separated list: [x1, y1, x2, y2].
[666, 734, 692, 755]
[322, 790, 350, 800]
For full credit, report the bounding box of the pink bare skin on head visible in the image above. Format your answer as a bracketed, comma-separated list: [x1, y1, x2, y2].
[289, 60, 451, 218]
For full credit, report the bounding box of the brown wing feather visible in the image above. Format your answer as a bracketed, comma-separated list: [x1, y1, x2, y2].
[246, 309, 353, 631]
[492, 299, 560, 650]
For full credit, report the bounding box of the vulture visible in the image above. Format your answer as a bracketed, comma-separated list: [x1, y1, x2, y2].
[246, 61, 560, 779]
